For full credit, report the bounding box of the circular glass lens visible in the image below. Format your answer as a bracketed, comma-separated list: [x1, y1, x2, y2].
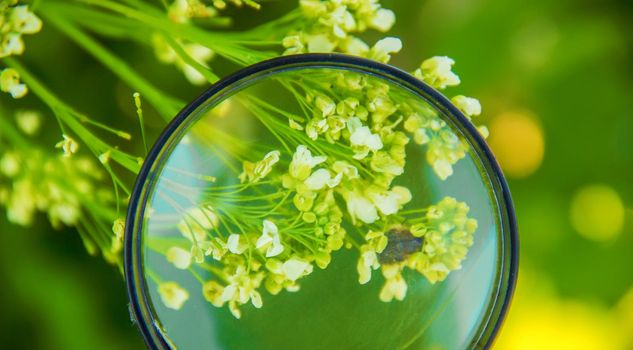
[125, 54, 517, 350]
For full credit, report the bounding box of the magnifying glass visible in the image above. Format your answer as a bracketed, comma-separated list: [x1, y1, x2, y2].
[124, 54, 518, 350]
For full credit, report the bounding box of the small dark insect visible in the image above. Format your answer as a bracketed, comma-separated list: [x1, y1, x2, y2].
[378, 227, 424, 264]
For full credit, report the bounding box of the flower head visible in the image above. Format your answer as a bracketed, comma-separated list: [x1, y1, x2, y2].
[15, 110, 41, 135]
[158, 282, 190, 310]
[0, 68, 27, 98]
[348, 117, 383, 159]
[369, 8, 396, 32]
[345, 190, 378, 224]
[220, 264, 265, 318]
[227, 233, 248, 255]
[414, 56, 461, 90]
[256, 219, 284, 257]
[368, 37, 402, 63]
[1, 4, 42, 58]
[240, 150, 280, 183]
[367, 185, 411, 216]
[202, 280, 225, 307]
[410, 197, 477, 283]
[282, 257, 313, 282]
[0, 152, 20, 177]
[286, 145, 327, 181]
[55, 135, 79, 157]
[167, 246, 193, 269]
[10, 5, 42, 34]
[452, 95, 482, 118]
[378, 264, 407, 302]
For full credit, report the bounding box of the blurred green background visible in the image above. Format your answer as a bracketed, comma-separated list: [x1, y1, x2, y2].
[1, 0, 633, 349]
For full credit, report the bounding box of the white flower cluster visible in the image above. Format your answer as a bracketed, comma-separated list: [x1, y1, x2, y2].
[406, 56, 489, 179]
[283, 0, 401, 63]
[157, 69, 482, 315]
[0, 140, 107, 229]
[1, 2, 42, 58]
[0, 2, 42, 99]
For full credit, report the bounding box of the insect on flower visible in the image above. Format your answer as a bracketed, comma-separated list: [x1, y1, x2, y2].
[378, 227, 424, 264]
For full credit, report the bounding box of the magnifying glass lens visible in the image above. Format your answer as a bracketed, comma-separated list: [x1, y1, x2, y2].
[126, 56, 517, 350]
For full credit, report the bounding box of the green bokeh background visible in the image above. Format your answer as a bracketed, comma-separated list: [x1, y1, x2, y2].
[1, 0, 632, 349]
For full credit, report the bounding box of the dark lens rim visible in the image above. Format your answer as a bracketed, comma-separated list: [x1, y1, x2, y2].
[124, 53, 519, 350]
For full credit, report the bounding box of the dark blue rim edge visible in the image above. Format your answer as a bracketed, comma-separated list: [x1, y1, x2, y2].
[124, 53, 519, 350]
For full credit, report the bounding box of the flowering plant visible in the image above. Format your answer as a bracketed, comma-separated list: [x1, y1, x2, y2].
[0, 0, 487, 320]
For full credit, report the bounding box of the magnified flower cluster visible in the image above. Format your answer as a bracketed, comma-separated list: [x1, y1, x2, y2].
[155, 68, 481, 318]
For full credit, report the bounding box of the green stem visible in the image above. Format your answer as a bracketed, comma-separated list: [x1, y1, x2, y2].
[2, 57, 141, 174]
[42, 9, 183, 121]
[66, 0, 277, 65]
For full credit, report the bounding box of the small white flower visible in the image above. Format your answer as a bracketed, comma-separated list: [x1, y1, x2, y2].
[451, 95, 481, 117]
[478, 125, 490, 139]
[315, 95, 336, 117]
[341, 36, 369, 56]
[282, 35, 305, 55]
[416, 56, 461, 90]
[7, 83, 27, 98]
[289, 145, 327, 180]
[55, 135, 79, 157]
[0, 68, 27, 98]
[305, 117, 328, 140]
[256, 220, 284, 257]
[254, 150, 280, 177]
[370, 9, 396, 32]
[345, 191, 379, 224]
[112, 218, 125, 241]
[1, 34, 24, 57]
[304, 168, 341, 191]
[0, 152, 20, 177]
[433, 159, 454, 180]
[332, 161, 359, 179]
[11, 6, 43, 34]
[369, 37, 402, 63]
[368, 186, 412, 216]
[158, 282, 189, 310]
[15, 110, 41, 135]
[348, 117, 383, 159]
[282, 258, 313, 281]
[307, 34, 336, 53]
[227, 234, 248, 254]
[379, 267, 408, 302]
[7, 179, 36, 226]
[368, 191, 399, 215]
[49, 201, 80, 226]
[357, 250, 379, 284]
[166, 246, 192, 269]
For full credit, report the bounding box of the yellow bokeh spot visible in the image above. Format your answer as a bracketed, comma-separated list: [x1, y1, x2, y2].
[496, 270, 626, 350]
[570, 184, 625, 242]
[616, 286, 633, 348]
[487, 111, 545, 178]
